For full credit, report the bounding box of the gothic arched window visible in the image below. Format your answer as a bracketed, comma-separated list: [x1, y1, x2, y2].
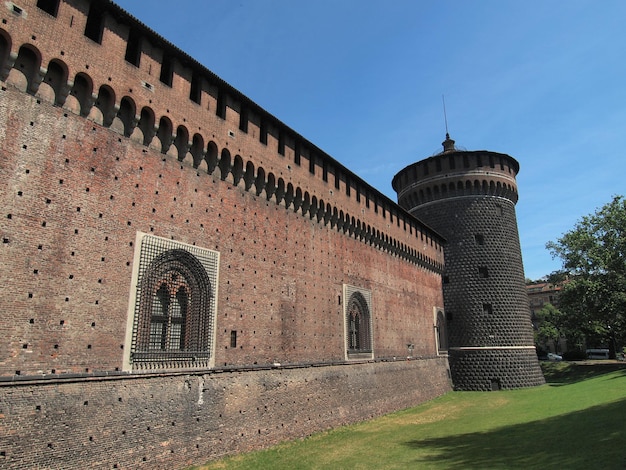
[436, 310, 448, 353]
[344, 286, 373, 359]
[125, 234, 219, 371]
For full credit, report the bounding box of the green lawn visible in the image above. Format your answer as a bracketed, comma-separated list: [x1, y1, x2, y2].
[195, 362, 626, 469]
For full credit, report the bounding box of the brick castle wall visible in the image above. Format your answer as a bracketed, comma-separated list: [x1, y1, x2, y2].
[1, 359, 451, 469]
[0, 1, 451, 467]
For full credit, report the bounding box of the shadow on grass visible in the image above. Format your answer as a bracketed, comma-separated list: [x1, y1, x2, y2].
[542, 362, 626, 386]
[404, 397, 626, 469]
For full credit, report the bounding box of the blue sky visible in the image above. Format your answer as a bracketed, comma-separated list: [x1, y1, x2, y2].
[115, 0, 626, 281]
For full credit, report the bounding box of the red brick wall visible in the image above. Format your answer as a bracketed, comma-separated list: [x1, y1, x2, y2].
[0, 1, 450, 467]
[0, 85, 443, 375]
[0, 359, 451, 469]
[0, 0, 445, 378]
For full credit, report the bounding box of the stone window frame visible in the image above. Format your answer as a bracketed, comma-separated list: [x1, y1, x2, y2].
[343, 284, 374, 360]
[123, 232, 220, 372]
[434, 307, 448, 354]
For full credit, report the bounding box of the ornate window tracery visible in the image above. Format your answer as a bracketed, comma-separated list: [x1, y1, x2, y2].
[125, 234, 219, 371]
[344, 285, 373, 359]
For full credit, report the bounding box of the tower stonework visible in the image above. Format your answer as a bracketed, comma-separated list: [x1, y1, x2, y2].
[392, 135, 545, 390]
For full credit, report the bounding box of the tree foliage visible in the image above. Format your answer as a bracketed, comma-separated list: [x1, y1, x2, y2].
[546, 195, 626, 358]
[535, 303, 567, 353]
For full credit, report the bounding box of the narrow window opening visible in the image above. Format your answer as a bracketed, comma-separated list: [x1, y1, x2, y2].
[84, 3, 105, 44]
[125, 28, 142, 66]
[159, 54, 174, 87]
[259, 120, 267, 145]
[483, 303, 493, 315]
[37, 0, 59, 16]
[322, 161, 328, 182]
[345, 177, 351, 197]
[294, 143, 301, 166]
[496, 205, 503, 216]
[478, 266, 489, 278]
[238, 106, 248, 132]
[308, 154, 315, 175]
[230, 330, 237, 348]
[278, 132, 285, 156]
[216, 90, 226, 119]
[190, 72, 202, 104]
[475, 234, 485, 245]
[448, 154, 456, 169]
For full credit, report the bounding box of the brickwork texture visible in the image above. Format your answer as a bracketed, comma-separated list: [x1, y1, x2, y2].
[0, 1, 452, 467]
[393, 143, 545, 390]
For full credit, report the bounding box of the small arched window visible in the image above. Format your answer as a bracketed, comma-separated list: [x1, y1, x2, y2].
[344, 286, 373, 359]
[436, 310, 448, 353]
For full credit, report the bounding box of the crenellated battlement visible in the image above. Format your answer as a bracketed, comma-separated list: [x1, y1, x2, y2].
[392, 149, 520, 211]
[0, 0, 444, 269]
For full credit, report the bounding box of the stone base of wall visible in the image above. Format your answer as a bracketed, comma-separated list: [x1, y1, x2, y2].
[449, 349, 545, 391]
[0, 358, 451, 469]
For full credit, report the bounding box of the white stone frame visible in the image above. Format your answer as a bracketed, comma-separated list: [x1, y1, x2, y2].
[343, 284, 374, 361]
[433, 306, 447, 355]
[122, 232, 220, 372]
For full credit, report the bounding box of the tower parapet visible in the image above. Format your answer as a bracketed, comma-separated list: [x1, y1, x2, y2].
[393, 136, 545, 390]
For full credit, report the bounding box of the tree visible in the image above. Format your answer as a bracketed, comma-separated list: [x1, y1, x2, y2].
[535, 303, 567, 353]
[546, 195, 626, 359]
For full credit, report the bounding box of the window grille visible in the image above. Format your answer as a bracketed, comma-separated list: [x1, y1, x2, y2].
[344, 285, 373, 359]
[127, 233, 219, 370]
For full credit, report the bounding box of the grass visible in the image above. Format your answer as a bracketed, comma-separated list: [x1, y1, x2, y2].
[193, 362, 626, 469]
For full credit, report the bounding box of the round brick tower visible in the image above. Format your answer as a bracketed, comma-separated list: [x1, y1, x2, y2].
[392, 135, 544, 390]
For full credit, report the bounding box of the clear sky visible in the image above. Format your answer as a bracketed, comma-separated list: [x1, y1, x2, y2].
[114, 0, 626, 281]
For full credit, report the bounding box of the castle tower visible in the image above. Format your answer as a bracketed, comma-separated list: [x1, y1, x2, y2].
[392, 135, 545, 390]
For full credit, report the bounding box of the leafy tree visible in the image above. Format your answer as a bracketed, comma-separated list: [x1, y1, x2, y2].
[546, 195, 626, 359]
[535, 303, 567, 353]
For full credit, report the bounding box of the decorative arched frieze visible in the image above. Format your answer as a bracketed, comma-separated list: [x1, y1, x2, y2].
[232, 155, 244, 187]
[7, 44, 42, 94]
[218, 148, 231, 182]
[243, 161, 255, 191]
[38, 58, 68, 105]
[190, 134, 205, 168]
[254, 166, 265, 196]
[155, 116, 173, 154]
[205, 141, 218, 175]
